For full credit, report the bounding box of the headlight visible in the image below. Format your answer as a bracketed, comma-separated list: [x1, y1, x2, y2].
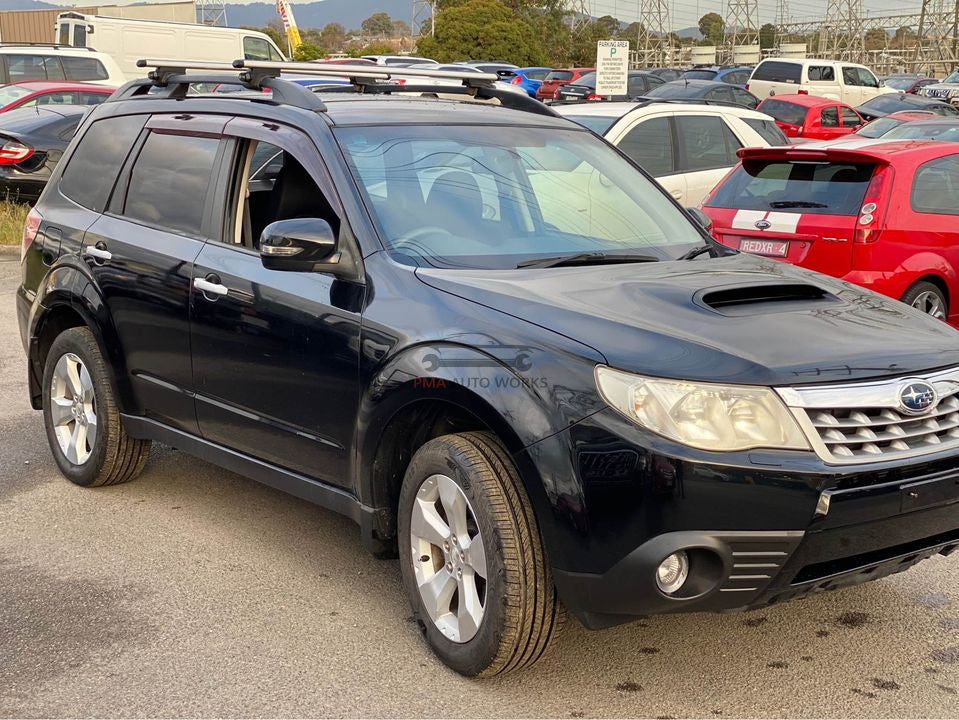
[594, 366, 809, 452]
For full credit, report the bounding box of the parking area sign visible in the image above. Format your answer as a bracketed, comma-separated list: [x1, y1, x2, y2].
[595, 40, 629, 97]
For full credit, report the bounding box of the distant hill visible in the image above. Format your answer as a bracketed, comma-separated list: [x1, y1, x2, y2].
[675, 26, 702, 39]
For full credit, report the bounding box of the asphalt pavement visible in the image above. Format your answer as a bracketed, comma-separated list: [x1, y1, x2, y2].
[0, 255, 957, 718]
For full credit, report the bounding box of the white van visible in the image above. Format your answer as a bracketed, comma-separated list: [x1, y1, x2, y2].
[56, 12, 287, 80]
[747, 59, 897, 105]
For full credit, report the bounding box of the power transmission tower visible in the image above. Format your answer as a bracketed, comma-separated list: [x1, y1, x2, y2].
[913, 0, 958, 73]
[566, 0, 593, 36]
[820, 0, 865, 62]
[725, 0, 759, 62]
[411, 0, 435, 38]
[637, 0, 671, 67]
[195, 0, 227, 27]
[774, 0, 790, 46]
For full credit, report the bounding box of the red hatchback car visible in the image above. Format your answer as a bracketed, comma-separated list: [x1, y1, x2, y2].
[535, 68, 593, 102]
[757, 95, 865, 140]
[0, 81, 112, 112]
[701, 140, 959, 323]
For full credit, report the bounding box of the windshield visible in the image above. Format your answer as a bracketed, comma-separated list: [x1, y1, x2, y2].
[856, 117, 902, 137]
[882, 77, 915, 90]
[645, 82, 696, 98]
[336, 125, 704, 269]
[944, 72, 959, 83]
[0, 85, 33, 107]
[707, 160, 875, 216]
[884, 122, 959, 141]
[563, 114, 616, 134]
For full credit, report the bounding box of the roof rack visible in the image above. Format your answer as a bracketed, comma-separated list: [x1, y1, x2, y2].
[114, 58, 558, 118]
[551, 97, 756, 110]
[0, 42, 96, 51]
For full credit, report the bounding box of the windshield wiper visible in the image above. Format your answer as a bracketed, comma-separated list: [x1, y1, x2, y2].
[769, 200, 828, 209]
[516, 252, 660, 269]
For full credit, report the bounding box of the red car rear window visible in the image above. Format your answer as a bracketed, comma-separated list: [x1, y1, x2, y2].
[706, 160, 876, 216]
[759, 99, 808, 126]
[546, 71, 573, 81]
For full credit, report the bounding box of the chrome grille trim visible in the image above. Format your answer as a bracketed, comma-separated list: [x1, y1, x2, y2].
[777, 367, 959, 465]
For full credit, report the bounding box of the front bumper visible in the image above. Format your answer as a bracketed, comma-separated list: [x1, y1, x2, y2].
[539, 409, 959, 629]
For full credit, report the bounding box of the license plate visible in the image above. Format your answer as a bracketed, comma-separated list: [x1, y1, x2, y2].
[738, 238, 789, 257]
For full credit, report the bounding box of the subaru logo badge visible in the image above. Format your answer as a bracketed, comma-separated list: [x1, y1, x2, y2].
[754, 219, 771, 229]
[898, 380, 938, 415]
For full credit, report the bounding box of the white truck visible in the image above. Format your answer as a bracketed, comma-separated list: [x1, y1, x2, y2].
[55, 12, 287, 80]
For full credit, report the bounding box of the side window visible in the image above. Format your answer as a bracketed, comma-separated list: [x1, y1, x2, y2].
[58, 23, 69, 46]
[840, 107, 861, 127]
[858, 68, 879, 88]
[37, 92, 75, 106]
[627, 75, 647, 95]
[911, 155, 959, 215]
[706, 86, 735, 103]
[7, 55, 48, 82]
[842, 67, 861, 86]
[268, 44, 284, 62]
[676, 115, 740, 171]
[230, 140, 338, 248]
[81, 92, 108, 105]
[243, 36, 271, 61]
[123, 132, 221, 236]
[618, 117, 675, 176]
[59, 114, 147, 211]
[732, 88, 757, 108]
[808, 66, 835, 82]
[61, 56, 108, 81]
[74, 24, 87, 47]
[820, 107, 840, 127]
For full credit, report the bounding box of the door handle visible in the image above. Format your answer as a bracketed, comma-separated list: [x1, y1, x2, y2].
[194, 275, 229, 298]
[83, 243, 111, 263]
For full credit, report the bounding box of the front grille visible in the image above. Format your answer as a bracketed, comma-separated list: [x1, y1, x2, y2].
[777, 367, 959, 464]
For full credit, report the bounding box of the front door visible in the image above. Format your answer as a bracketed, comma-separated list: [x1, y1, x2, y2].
[189, 120, 362, 489]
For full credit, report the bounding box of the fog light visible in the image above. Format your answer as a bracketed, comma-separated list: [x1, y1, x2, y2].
[655, 551, 689, 595]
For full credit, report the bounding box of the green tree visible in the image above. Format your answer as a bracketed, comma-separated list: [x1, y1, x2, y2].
[392, 19, 411, 36]
[593, 14, 619, 38]
[698, 12, 724, 45]
[293, 42, 324, 61]
[361, 12, 394, 38]
[416, 0, 546, 65]
[242, 25, 283, 48]
[620, 21, 644, 41]
[865, 28, 888, 52]
[759, 23, 776, 49]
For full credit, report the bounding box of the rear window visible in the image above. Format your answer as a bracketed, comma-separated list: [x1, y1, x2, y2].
[573, 72, 596, 88]
[743, 118, 789, 145]
[706, 160, 875, 216]
[860, 95, 908, 114]
[59, 114, 146, 212]
[61, 56, 108, 81]
[856, 117, 901, 138]
[886, 122, 959, 142]
[911, 155, 959, 215]
[645, 83, 695, 98]
[684, 70, 717, 80]
[546, 71, 572, 81]
[759, 99, 807, 126]
[751, 61, 801, 83]
[526, 69, 549, 80]
[564, 115, 616, 134]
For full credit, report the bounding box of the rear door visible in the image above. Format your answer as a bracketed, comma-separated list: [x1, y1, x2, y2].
[839, 106, 864, 134]
[816, 105, 845, 140]
[673, 114, 742, 206]
[703, 158, 876, 276]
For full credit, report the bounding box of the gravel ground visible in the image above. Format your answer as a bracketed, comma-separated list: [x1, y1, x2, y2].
[0, 257, 957, 718]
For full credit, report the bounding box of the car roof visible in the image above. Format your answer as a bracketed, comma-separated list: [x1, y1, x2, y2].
[315, 94, 578, 129]
[549, 68, 592, 73]
[8, 80, 111, 92]
[0, 46, 107, 57]
[885, 110, 939, 120]
[895, 117, 959, 127]
[661, 79, 725, 88]
[552, 100, 770, 119]
[757, 58, 863, 68]
[515, 66, 551, 72]
[761, 94, 842, 108]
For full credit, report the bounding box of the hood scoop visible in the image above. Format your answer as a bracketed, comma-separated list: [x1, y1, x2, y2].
[699, 283, 840, 316]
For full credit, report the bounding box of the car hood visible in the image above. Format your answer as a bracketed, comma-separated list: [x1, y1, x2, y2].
[416, 254, 959, 386]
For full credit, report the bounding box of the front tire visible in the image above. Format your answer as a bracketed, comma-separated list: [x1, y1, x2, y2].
[398, 431, 564, 677]
[42, 327, 151, 487]
[902, 281, 948, 320]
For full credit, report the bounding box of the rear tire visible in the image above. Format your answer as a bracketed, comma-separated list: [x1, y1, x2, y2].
[41, 327, 151, 487]
[398, 431, 564, 677]
[901, 281, 948, 321]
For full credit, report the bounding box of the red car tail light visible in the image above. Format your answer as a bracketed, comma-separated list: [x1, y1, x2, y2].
[745, 83, 750, 91]
[21, 206, 41, 263]
[586, 93, 600, 101]
[855, 166, 895, 244]
[0, 139, 33, 164]
[511, 75, 522, 85]
[797, 89, 809, 95]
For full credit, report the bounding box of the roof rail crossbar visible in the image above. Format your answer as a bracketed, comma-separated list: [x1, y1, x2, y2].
[316, 81, 560, 117]
[132, 59, 327, 111]
[232, 59, 499, 88]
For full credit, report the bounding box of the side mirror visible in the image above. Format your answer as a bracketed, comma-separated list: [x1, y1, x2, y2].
[686, 207, 713, 232]
[259, 218, 340, 272]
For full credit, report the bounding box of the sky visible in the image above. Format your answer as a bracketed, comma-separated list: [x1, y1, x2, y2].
[41, 0, 930, 30]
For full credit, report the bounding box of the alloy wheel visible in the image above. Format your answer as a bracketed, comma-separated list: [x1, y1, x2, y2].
[409, 473, 487, 643]
[49, 352, 98, 465]
[911, 290, 946, 320]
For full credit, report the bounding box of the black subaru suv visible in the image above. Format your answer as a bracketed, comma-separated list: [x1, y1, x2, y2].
[15, 59, 959, 677]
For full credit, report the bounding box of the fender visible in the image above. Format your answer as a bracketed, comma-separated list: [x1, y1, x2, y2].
[27, 257, 135, 413]
[896, 251, 957, 296]
[355, 341, 605, 556]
